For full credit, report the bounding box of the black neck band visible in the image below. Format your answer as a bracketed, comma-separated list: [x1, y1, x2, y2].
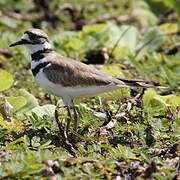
[31, 49, 52, 61]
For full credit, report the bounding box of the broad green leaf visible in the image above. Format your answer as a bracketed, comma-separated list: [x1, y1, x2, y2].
[143, 90, 158, 108]
[143, 90, 168, 107]
[24, 135, 31, 146]
[106, 24, 138, 50]
[0, 70, 14, 91]
[101, 64, 125, 77]
[83, 24, 107, 34]
[31, 104, 56, 118]
[143, 90, 180, 115]
[136, 27, 166, 58]
[159, 23, 179, 34]
[117, 144, 137, 160]
[17, 89, 38, 114]
[113, 47, 131, 60]
[143, 90, 167, 116]
[6, 96, 27, 112]
[66, 38, 85, 51]
[31, 136, 41, 147]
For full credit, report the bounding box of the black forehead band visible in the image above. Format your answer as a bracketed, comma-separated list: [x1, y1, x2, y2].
[24, 31, 49, 41]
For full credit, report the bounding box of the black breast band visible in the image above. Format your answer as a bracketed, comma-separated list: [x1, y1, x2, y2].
[32, 62, 50, 76]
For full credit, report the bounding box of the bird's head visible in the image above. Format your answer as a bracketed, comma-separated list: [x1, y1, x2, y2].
[10, 28, 51, 53]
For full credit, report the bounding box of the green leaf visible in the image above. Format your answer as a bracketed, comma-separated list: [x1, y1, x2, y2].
[113, 47, 131, 59]
[6, 137, 24, 148]
[101, 64, 125, 77]
[6, 96, 27, 112]
[17, 89, 38, 114]
[159, 23, 179, 34]
[142, 90, 178, 116]
[143, 90, 166, 108]
[136, 27, 166, 58]
[143, 90, 180, 114]
[24, 135, 31, 146]
[83, 24, 107, 34]
[66, 38, 85, 51]
[0, 70, 14, 91]
[31, 104, 56, 118]
[31, 136, 41, 147]
[143, 90, 158, 108]
[110, 144, 140, 160]
[106, 24, 138, 50]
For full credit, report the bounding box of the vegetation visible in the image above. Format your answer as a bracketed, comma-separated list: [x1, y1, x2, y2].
[0, 0, 179, 179]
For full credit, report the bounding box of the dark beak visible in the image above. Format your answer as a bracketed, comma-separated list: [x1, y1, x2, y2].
[9, 39, 28, 47]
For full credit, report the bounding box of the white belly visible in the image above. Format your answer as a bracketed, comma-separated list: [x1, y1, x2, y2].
[34, 70, 66, 97]
[35, 70, 120, 101]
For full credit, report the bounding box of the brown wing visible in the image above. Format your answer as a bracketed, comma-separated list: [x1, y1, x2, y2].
[43, 52, 158, 88]
[43, 52, 123, 87]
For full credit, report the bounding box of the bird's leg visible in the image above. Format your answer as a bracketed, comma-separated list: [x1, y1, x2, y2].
[73, 106, 79, 132]
[66, 105, 72, 136]
[54, 108, 76, 156]
[72, 100, 79, 132]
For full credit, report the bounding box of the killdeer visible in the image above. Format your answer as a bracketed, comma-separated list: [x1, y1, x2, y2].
[10, 28, 157, 134]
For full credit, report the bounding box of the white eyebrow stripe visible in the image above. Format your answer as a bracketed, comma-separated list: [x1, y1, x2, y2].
[22, 33, 30, 41]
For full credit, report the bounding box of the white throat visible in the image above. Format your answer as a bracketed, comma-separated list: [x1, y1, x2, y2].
[26, 41, 52, 54]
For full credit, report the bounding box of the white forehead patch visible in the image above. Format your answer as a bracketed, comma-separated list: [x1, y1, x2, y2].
[30, 30, 44, 36]
[21, 33, 30, 41]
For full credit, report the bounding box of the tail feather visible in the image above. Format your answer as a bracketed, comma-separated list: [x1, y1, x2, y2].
[116, 77, 167, 89]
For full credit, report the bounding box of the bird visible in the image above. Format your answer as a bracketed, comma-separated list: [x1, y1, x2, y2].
[9, 28, 158, 135]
